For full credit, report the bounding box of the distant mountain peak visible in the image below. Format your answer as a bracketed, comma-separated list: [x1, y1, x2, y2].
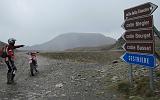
[22, 33, 116, 51]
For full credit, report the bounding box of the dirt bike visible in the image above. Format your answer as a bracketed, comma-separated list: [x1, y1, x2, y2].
[29, 55, 39, 76]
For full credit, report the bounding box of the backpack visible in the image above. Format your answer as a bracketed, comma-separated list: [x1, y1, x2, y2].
[0, 46, 8, 58]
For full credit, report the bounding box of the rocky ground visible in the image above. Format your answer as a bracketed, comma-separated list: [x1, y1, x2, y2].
[0, 52, 129, 100]
[0, 52, 159, 100]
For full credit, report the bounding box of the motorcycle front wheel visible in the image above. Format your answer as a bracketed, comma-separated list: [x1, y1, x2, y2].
[30, 63, 37, 76]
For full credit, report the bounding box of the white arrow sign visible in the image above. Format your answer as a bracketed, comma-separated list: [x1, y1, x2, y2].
[124, 2, 158, 20]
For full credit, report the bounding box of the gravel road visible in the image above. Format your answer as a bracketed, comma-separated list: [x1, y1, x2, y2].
[0, 52, 126, 100]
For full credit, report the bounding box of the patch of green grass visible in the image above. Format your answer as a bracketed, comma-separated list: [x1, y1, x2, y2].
[117, 80, 131, 95]
[155, 71, 160, 77]
[78, 70, 101, 78]
[40, 51, 123, 64]
[133, 77, 152, 96]
[114, 77, 160, 99]
[129, 96, 144, 100]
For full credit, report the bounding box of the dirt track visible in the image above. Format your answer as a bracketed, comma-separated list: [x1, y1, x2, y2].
[0, 52, 123, 100]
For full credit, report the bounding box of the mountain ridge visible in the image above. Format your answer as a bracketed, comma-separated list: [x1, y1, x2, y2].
[22, 33, 116, 51]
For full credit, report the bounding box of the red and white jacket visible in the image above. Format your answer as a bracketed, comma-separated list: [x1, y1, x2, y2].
[4, 44, 24, 61]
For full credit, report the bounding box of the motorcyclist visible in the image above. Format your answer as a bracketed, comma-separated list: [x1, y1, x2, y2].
[4, 38, 24, 84]
[28, 52, 39, 76]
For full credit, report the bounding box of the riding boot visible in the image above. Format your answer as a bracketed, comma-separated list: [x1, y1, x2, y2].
[7, 73, 12, 84]
[11, 71, 16, 83]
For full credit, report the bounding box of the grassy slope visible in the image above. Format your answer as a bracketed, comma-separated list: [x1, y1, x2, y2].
[40, 50, 160, 99]
[66, 44, 115, 51]
[40, 51, 123, 64]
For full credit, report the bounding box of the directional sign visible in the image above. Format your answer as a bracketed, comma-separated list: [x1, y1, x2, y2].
[122, 2, 158, 90]
[122, 15, 153, 30]
[122, 29, 153, 41]
[122, 42, 154, 54]
[120, 52, 156, 68]
[124, 2, 158, 20]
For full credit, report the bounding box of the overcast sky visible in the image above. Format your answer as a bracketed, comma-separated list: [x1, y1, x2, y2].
[0, 0, 159, 46]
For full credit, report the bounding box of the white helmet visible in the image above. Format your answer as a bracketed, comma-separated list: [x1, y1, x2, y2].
[8, 38, 16, 45]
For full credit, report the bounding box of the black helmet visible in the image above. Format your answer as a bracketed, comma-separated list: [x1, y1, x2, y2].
[8, 38, 16, 45]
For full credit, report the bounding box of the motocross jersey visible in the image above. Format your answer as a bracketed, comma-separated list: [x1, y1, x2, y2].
[4, 45, 24, 61]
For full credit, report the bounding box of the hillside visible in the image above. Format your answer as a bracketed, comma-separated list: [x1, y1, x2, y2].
[112, 37, 125, 50]
[66, 44, 115, 51]
[22, 33, 116, 51]
[0, 41, 6, 48]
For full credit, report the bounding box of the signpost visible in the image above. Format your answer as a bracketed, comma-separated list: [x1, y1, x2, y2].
[122, 42, 154, 54]
[124, 2, 158, 20]
[121, 2, 158, 90]
[122, 15, 153, 30]
[121, 52, 156, 68]
[122, 29, 153, 41]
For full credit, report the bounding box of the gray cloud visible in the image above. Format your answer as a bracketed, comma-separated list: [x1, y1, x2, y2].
[0, 0, 159, 45]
